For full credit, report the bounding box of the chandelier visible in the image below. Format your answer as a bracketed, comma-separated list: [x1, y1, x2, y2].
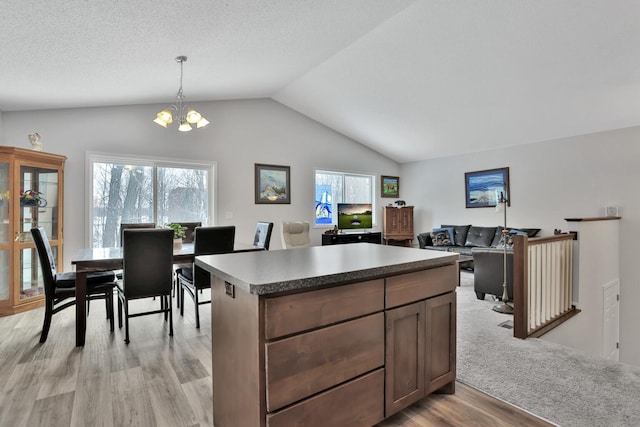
[153, 56, 209, 132]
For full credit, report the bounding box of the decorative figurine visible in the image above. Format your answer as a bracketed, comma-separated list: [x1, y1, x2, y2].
[28, 133, 42, 151]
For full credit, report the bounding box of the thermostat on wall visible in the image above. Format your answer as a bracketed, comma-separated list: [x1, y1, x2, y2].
[605, 205, 619, 216]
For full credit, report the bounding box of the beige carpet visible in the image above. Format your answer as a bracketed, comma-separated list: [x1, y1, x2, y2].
[456, 271, 640, 427]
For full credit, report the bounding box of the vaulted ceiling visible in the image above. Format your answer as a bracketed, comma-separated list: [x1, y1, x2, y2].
[2, 0, 639, 163]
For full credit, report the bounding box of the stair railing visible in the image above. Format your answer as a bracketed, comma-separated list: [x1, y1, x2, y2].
[512, 233, 578, 338]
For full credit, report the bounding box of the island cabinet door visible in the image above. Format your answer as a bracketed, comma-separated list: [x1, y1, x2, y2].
[425, 291, 456, 394]
[385, 300, 426, 416]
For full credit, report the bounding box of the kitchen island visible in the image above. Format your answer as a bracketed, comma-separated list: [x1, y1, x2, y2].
[196, 243, 458, 427]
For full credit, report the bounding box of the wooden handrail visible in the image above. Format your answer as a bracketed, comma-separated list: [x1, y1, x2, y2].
[513, 233, 576, 338]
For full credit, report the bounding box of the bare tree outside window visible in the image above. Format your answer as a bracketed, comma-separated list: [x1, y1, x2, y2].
[91, 158, 210, 248]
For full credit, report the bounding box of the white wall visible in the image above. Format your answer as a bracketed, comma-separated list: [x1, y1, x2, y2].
[1, 98, 399, 262]
[401, 126, 640, 367]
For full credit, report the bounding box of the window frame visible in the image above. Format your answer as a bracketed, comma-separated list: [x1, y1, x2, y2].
[85, 151, 216, 247]
[313, 168, 377, 229]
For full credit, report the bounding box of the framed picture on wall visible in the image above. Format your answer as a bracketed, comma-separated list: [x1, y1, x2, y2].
[381, 175, 399, 198]
[255, 163, 291, 204]
[464, 167, 510, 208]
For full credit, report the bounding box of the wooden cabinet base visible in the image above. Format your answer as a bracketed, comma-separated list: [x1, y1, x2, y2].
[0, 297, 44, 316]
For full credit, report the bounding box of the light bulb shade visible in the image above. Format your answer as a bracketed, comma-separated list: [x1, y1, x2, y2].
[155, 109, 173, 124]
[178, 121, 192, 132]
[196, 116, 210, 128]
[186, 109, 202, 123]
[153, 117, 168, 128]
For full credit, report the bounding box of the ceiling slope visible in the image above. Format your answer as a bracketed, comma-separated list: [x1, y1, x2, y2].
[2, 0, 639, 163]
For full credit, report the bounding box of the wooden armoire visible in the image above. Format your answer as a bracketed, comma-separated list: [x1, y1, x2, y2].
[383, 206, 414, 247]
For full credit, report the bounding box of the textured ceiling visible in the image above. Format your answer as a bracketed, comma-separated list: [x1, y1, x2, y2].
[2, 0, 640, 163]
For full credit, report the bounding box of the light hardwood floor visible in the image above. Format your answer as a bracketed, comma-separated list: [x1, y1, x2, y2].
[0, 293, 554, 427]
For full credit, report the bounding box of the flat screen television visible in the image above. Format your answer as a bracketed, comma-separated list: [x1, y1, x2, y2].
[337, 203, 373, 230]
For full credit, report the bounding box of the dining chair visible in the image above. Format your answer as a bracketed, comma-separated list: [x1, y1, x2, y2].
[281, 221, 311, 249]
[172, 221, 202, 307]
[175, 225, 235, 328]
[114, 223, 156, 282]
[117, 228, 174, 344]
[253, 221, 274, 250]
[31, 227, 117, 343]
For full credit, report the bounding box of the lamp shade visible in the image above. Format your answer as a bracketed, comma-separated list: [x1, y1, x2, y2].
[153, 117, 168, 128]
[186, 109, 201, 123]
[196, 117, 210, 128]
[178, 121, 192, 132]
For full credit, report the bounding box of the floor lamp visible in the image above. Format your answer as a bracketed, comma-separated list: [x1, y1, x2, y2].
[492, 191, 513, 314]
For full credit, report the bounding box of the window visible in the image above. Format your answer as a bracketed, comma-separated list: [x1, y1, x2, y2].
[314, 169, 375, 227]
[89, 153, 214, 248]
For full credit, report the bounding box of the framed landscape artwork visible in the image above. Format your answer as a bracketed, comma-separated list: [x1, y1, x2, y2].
[464, 167, 510, 208]
[381, 175, 399, 198]
[255, 163, 290, 204]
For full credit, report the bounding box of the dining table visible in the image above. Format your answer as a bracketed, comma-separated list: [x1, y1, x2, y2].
[70, 241, 261, 346]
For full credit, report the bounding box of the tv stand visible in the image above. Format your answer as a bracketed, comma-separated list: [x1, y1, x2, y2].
[322, 231, 382, 246]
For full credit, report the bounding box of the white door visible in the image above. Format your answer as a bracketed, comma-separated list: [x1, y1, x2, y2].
[602, 280, 620, 361]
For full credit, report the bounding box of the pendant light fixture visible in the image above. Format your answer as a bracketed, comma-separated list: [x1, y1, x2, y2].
[153, 56, 209, 132]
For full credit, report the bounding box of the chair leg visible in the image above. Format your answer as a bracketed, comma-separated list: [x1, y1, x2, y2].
[39, 298, 54, 343]
[180, 283, 185, 317]
[124, 300, 130, 344]
[164, 295, 169, 321]
[107, 291, 115, 332]
[117, 294, 123, 329]
[194, 287, 200, 329]
[169, 296, 173, 337]
[176, 276, 181, 309]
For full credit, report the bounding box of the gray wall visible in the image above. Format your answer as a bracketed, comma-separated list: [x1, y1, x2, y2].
[4, 99, 638, 366]
[1, 97, 399, 260]
[401, 125, 640, 367]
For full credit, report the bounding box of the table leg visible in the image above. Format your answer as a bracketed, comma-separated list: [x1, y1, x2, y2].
[76, 271, 87, 346]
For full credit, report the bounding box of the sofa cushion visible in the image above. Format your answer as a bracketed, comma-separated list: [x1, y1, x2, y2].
[441, 224, 471, 247]
[425, 245, 450, 252]
[447, 246, 474, 256]
[490, 226, 505, 247]
[430, 229, 453, 246]
[516, 228, 541, 237]
[464, 226, 497, 247]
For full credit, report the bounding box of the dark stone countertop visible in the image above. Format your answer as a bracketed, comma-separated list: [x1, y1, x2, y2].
[195, 243, 458, 295]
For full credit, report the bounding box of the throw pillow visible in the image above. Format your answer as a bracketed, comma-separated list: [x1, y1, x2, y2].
[432, 227, 455, 243]
[430, 229, 453, 246]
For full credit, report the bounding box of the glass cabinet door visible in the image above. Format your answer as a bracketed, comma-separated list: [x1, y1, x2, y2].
[0, 161, 9, 301]
[18, 164, 60, 301]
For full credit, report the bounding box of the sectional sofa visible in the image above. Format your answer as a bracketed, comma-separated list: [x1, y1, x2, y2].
[417, 224, 541, 300]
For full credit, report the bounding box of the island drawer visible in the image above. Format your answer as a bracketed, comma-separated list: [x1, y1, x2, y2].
[385, 264, 456, 308]
[265, 312, 384, 412]
[264, 278, 384, 339]
[266, 368, 384, 427]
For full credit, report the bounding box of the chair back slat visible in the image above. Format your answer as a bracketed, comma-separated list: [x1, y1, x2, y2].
[122, 229, 173, 299]
[119, 223, 155, 246]
[30, 227, 57, 296]
[253, 221, 274, 250]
